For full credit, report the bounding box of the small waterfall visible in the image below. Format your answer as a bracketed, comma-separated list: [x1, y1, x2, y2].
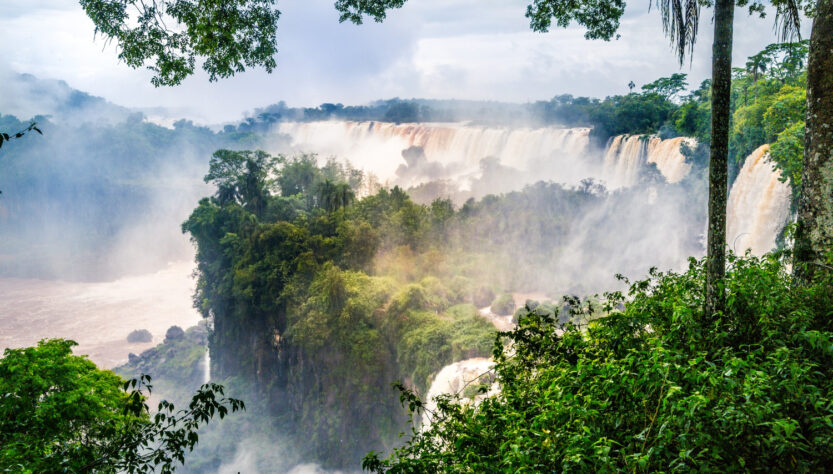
[202, 349, 211, 384]
[421, 358, 496, 430]
[726, 144, 792, 256]
[602, 135, 694, 188]
[602, 135, 647, 188]
[478, 306, 515, 331]
[645, 136, 693, 183]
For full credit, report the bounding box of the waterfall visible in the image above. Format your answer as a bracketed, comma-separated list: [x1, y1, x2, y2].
[602, 135, 694, 187]
[276, 121, 591, 185]
[202, 349, 211, 384]
[645, 136, 693, 183]
[726, 145, 792, 256]
[275, 122, 696, 194]
[478, 306, 515, 331]
[421, 358, 496, 430]
[602, 135, 646, 187]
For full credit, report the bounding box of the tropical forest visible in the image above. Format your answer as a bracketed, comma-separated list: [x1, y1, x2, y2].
[1, 0, 832, 472]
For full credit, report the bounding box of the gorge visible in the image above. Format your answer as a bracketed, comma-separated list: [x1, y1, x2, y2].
[1, 113, 795, 473]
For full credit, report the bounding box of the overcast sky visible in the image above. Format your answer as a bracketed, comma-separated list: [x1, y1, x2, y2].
[0, 0, 810, 124]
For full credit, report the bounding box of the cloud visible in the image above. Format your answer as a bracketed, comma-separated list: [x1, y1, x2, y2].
[0, 1, 812, 123]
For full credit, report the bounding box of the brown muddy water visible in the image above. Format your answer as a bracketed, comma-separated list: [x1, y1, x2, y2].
[0, 261, 200, 368]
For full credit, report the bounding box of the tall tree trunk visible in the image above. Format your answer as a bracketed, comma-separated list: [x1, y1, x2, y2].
[705, 0, 734, 316]
[794, 0, 833, 282]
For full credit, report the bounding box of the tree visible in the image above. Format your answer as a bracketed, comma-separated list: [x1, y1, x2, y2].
[794, 0, 833, 282]
[628, 80, 636, 92]
[641, 73, 689, 100]
[317, 179, 355, 212]
[745, 51, 770, 82]
[363, 256, 833, 472]
[0, 339, 244, 473]
[79, 0, 281, 86]
[204, 149, 281, 217]
[704, 0, 734, 316]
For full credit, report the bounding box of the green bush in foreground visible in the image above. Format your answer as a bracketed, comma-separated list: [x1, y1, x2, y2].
[0, 339, 244, 473]
[364, 255, 833, 472]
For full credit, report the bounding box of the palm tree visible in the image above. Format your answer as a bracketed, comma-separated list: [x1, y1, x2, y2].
[317, 180, 355, 213]
[653, 0, 733, 315]
[704, 0, 735, 316]
[628, 80, 636, 92]
[745, 52, 769, 82]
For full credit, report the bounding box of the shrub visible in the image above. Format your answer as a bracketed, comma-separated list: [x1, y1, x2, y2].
[489, 293, 515, 316]
[472, 287, 495, 308]
[126, 329, 153, 343]
[164, 326, 185, 343]
[365, 255, 833, 472]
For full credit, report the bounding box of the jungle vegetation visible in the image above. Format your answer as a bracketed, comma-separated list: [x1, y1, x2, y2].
[364, 255, 833, 472]
[179, 149, 605, 466]
[0, 339, 243, 473]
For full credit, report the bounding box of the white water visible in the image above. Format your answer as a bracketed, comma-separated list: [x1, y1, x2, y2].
[726, 144, 792, 256]
[0, 261, 200, 368]
[421, 357, 496, 429]
[478, 306, 514, 331]
[276, 122, 697, 198]
[203, 350, 211, 384]
[276, 121, 593, 188]
[602, 135, 694, 187]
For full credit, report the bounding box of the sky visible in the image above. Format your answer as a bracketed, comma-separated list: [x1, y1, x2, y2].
[0, 0, 810, 124]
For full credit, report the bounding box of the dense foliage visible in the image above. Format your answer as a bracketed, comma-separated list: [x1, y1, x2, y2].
[364, 255, 833, 472]
[673, 41, 809, 198]
[0, 339, 243, 473]
[180, 145, 703, 467]
[117, 324, 211, 407]
[80, 0, 280, 86]
[182, 150, 501, 467]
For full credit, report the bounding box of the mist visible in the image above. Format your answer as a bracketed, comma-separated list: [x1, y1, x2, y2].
[1, 72, 794, 473]
[264, 119, 708, 296]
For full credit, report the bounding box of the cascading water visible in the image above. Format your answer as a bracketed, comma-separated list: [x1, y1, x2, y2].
[276, 121, 592, 186]
[602, 135, 646, 188]
[602, 135, 694, 187]
[275, 122, 700, 196]
[421, 358, 496, 430]
[203, 350, 211, 384]
[645, 136, 694, 183]
[726, 144, 792, 256]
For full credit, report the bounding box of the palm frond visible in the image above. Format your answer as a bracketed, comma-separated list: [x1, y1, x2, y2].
[773, 0, 802, 42]
[652, 0, 701, 65]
